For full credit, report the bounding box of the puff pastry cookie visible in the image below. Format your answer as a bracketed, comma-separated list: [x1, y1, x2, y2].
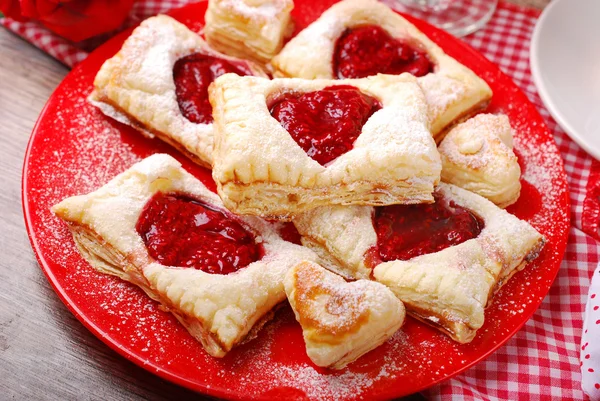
[89, 15, 267, 168]
[52, 154, 317, 357]
[209, 73, 441, 219]
[270, 0, 493, 140]
[205, 0, 294, 64]
[439, 114, 521, 208]
[293, 183, 545, 343]
[284, 261, 405, 369]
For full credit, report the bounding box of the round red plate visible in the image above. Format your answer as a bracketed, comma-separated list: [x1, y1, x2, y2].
[22, 1, 570, 400]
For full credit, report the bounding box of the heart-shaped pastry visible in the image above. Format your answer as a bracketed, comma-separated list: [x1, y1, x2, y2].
[52, 154, 319, 358]
[284, 261, 405, 369]
[438, 113, 521, 208]
[89, 15, 268, 169]
[209, 73, 441, 219]
[271, 0, 493, 140]
[293, 183, 545, 343]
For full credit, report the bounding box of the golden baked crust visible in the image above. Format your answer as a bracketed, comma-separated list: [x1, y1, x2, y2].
[205, 0, 294, 64]
[270, 0, 493, 140]
[52, 154, 317, 357]
[293, 183, 545, 343]
[439, 114, 521, 208]
[209, 73, 441, 219]
[89, 15, 267, 168]
[284, 261, 405, 369]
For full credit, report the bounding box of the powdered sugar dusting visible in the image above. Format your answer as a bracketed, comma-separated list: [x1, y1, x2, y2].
[204, 310, 412, 400]
[513, 131, 568, 232]
[275, 365, 378, 400]
[439, 114, 515, 170]
[28, 77, 141, 268]
[219, 0, 291, 19]
[419, 73, 465, 121]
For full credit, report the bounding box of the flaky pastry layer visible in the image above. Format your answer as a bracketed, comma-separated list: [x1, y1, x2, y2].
[205, 0, 294, 64]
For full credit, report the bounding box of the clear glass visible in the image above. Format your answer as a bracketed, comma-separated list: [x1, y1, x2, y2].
[382, 0, 498, 37]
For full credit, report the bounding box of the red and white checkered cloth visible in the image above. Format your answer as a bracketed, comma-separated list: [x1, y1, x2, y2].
[423, 3, 599, 400]
[0, 1, 191, 67]
[2, 1, 598, 399]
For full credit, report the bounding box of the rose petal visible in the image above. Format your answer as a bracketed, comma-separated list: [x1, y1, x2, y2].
[18, 0, 39, 18]
[39, 0, 134, 42]
[36, 0, 60, 17]
[0, 0, 27, 20]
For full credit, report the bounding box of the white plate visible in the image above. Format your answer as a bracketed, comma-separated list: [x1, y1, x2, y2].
[530, 0, 600, 159]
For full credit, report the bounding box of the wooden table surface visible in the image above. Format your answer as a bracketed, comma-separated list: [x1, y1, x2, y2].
[0, 1, 550, 399]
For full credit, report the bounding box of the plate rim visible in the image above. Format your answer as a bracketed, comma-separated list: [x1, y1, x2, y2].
[530, 0, 600, 160]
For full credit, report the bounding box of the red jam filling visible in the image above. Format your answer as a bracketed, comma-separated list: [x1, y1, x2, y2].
[269, 85, 381, 165]
[173, 53, 251, 124]
[374, 197, 484, 262]
[333, 25, 434, 79]
[136, 192, 261, 274]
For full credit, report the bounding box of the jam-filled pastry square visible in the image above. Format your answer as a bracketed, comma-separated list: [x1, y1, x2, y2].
[293, 183, 545, 343]
[284, 261, 405, 369]
[270, 0, 493, 140]
[52, 154, 317, 357]
[205, 0, 295, 64]
[438, 114, 521, 208]
[209, 73, 441, 219]
[89, 15, 267, 168]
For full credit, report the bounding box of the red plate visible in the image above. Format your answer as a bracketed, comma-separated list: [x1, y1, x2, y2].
[22, 1, 570, 399]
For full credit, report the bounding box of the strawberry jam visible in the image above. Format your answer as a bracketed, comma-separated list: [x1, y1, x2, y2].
[173, 53, 251, 124]
[374, 197, 484, 262]
[333, 25, 433, 79]
[136, 192, 261, 274]
[269, 85, 381, 165]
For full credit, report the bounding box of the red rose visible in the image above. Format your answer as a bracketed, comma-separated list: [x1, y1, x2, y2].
[0, 0, 135, 42]
[0, 0, 27, 21]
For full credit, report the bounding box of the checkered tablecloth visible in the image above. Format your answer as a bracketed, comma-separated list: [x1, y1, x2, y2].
[424, 3, 599, 400]
[2, 1, 598, 399]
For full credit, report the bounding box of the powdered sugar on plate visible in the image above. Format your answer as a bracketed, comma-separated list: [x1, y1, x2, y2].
[512, 124, 569, 235]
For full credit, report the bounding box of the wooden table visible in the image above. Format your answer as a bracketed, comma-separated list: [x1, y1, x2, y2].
[0, 1, 550, 399]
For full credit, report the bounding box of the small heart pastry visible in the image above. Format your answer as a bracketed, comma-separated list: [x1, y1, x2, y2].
[284, 261, 405, 369]
[438, 114, 521, 208]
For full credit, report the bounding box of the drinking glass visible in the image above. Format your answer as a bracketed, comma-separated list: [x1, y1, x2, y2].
[383, 0, 498, 37]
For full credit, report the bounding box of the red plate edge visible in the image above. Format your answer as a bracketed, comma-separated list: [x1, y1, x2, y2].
[20, 1, 571, 399]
